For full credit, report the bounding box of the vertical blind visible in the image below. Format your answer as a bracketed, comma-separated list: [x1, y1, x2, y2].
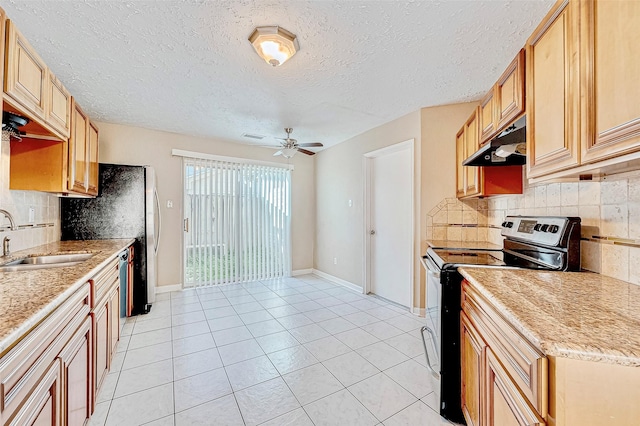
[183, 157, 291, 287]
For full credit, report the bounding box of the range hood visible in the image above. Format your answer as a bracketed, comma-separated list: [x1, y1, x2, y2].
[462, 116, 526, 167]
[2, 112, 29, 142]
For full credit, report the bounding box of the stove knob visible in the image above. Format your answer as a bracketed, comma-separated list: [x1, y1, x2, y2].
[502, 221, 508, 228]
[534, 224, 542, 232]
[549, 225, 560, 233]
[540, 224, 549, 232]
[507, 221, 514, 228]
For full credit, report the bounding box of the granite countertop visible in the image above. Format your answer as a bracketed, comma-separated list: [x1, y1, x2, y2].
[426, 240, 502, 251]
[458, 267, 640, 367]
[0, 239, 134, 356]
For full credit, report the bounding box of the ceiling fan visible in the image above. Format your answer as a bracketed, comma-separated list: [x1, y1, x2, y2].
[260, 128, 324, 158]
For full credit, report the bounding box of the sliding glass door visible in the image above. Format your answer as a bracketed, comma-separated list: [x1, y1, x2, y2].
[183, 157, 291, 287]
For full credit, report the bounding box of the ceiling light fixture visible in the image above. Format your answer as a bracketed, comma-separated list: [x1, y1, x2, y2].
[249, 26, 299, 67]
[281, 147, 297, 158]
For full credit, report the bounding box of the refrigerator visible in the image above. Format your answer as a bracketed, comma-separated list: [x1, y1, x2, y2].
[61, 164, 159, 315]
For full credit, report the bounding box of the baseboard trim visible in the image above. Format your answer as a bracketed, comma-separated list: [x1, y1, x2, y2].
[292, 268, 313, 276]
[155, 284, 182, 294]
[311, 269, 363, 294]
[411, 307, 425, 316]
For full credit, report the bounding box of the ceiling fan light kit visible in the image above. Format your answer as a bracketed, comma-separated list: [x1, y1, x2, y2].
[249, 26, 299, 67]
[266, 128, 324, 158]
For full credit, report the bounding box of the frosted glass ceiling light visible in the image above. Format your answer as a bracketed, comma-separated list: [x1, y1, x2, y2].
[281, 148, 297, 158]
[249, 26, 299, 67]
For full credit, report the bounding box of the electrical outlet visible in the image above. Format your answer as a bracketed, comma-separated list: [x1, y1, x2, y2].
[333, 257, 337, 265]
[166, 200, 173, 208]
[348, 200, 353, 207]
[28, 207, 35, 223]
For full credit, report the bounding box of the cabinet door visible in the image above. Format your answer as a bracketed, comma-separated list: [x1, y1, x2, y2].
[496, 50, 525, 130]
[456, 127, 466, 198]
[461, 313, 486, 426]
[479, 89, 497, 143]
[47, 74, 71, 139]
[580, 0, 640, 164]
[485, 349, 544, 426]
[93, 303, 109, 397]
[109, 288, 120, 356]
[526, 0, 581, 179]
[60, 318, 92, 426]
[464, 109, 481, 197]
[4, 20, 47, 120]
[69, 101, 89, 193]
[87, 122, 99, 196]
[9, 360, 61, 426]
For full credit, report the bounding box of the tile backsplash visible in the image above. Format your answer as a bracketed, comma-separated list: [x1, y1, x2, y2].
[0, 133, 60, 252]
[427, 170, 640, 285]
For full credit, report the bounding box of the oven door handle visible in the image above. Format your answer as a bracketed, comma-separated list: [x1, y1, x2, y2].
[502, 248, 563, 270]
[420, 255, 441, 278]
[420, 325, 440, 379]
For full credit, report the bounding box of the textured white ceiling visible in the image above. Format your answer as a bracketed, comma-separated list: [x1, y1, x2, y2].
[2, 0, 553, 149]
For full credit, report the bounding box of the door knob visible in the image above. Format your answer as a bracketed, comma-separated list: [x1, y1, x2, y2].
[370, 230, 376, 235]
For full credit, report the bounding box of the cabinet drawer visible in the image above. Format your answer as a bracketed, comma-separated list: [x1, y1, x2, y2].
[91, 258, 119, 308]
[0, 282, 90, 419]
[462, 283, 547, 417]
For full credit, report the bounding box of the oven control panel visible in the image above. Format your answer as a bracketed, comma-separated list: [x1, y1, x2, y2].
[501, 216, 570, 246]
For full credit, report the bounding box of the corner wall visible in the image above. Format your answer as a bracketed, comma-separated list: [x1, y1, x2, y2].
[97, 122, 315, 288]
[314, 111, 422, 306]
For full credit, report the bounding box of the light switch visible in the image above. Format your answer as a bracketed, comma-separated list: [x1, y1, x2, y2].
[167, 200, 173, 208]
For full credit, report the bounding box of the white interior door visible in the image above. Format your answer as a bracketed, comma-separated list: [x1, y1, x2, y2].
[369, 145, 412, 307]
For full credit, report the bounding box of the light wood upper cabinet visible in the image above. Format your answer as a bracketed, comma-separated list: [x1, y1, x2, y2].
[88, 122, 99, 196]
[580, 0, 640, 164]
[69, 101, 89, 193]
[456, 128, 466, 198]
[496, 50, 525, 131]
[526, 0, 581, 179]
[47, 74, 71, 139]
[4, 18, 71, 141]
[479, 89, 497, 143]
[464, 110, 481, 196]
[4, 20, 47, 121]
[478, 50, 525, 145]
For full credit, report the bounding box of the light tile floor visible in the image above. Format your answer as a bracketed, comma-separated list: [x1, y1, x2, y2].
[89, 275, 454, 426]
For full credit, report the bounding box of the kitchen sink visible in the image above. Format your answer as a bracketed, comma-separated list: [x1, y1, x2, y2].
[0, 253, 94, 272]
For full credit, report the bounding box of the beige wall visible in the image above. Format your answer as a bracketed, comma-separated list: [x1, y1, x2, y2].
[97, 122, 315, 287]
[420, 102, 478, 232]
[315, 111, 422, 304]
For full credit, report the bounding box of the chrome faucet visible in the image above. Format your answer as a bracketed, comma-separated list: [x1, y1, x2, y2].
[0, 209, 17, 231]
[2, 237, 9, 256]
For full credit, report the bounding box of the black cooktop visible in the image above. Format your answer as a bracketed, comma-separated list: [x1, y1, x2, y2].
[429, 248, 506, 269]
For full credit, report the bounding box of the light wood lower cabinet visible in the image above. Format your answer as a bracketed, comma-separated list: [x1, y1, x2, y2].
[0, 248, 128, 425]
[461, 312, 485, 426]
[60, 318, 92, 426]
[9, 360, 61, 426]
[461, 280, 546, 426]
[485, 349, 544, 426]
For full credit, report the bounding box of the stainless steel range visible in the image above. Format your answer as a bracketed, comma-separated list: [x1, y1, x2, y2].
[420, 215, 581, 424]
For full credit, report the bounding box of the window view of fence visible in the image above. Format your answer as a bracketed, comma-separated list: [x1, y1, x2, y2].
[184, 158, 291, 287]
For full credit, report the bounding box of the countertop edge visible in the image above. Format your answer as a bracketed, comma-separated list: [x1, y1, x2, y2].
[0, 239, 135, 356]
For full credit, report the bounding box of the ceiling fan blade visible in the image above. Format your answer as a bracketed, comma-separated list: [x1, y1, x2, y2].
[297, 142, 324, 148]
[297, 148, 316, 156]
[273, 150, 283, 157]
[257, 145, 283, 149]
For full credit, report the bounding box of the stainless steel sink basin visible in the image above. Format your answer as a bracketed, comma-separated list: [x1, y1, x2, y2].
[0, 253, 94, 272]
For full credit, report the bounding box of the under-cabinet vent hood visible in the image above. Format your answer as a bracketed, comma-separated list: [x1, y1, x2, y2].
[2, 112, 29, 142]
[463, 116, 526, 167]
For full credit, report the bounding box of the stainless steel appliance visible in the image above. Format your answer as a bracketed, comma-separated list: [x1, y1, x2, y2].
[61, 164, 161, 315]
[421, 215, 581, 424]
